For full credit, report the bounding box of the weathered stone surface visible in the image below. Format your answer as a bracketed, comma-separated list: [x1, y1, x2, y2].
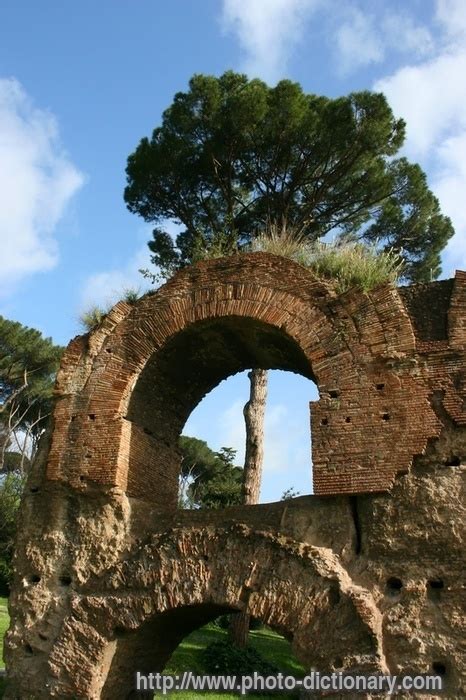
[3, 254, 465, 698]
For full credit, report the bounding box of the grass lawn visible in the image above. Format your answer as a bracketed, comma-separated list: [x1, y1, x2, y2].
[163, 623, 304, 699]
[0, 603, 302, 699]
[0, 598, 8, 668]
[0, 597, 8, 697]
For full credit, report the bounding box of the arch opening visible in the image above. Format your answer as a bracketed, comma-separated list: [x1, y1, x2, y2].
[180, 369, 318, 506]
[125, 316, 317, 504]
[102, 603, 235, 699]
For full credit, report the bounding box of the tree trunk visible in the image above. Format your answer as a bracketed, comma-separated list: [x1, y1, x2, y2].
[229, 369, 268, 648]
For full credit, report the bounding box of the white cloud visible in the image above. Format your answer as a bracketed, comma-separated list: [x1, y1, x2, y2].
[335, 8, 384, 74]
[334, 6, 433, 75]
[374, 50, 466, 157]
[79, 244, 153, 312]
[436, 0, 466, 39]
[433, 131, 466, 274]
[0, 78, 84, 298]
[373, 2, 466, 275]
[221, 0, 321, 83]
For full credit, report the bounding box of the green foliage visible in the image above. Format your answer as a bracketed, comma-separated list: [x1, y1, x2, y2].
[281, 487, 301, 500]
[1, 452, 30, 474]
[0, 316, 62, 461]
[78, 291, 140, 330]
[250, 223, 310, 261]
[122, 287, 141, 304]
[162, 622, 304, 698]
[125, 70, 453, 282]
[179, 436, 243, 509]
[0, 473, 24, 595]
[252, 228, 404, 292]
[0, 597, 8, 668]
[212, 614, 263, 631]
[78, 305, 108, 331]
[305, 240, 404, 292]
[200, 639, 280, 677]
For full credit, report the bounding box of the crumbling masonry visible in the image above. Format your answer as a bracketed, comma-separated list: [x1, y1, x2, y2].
[4, 253, 466, 697]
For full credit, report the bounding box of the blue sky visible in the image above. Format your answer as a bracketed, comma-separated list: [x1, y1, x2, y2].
[1, 0, 465, 501]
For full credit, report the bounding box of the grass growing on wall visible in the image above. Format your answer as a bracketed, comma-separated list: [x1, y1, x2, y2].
[250, 226, 404, 293]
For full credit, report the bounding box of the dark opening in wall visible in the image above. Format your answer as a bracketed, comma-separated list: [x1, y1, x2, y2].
[427, 579, 444, 601]
[386, 577, 402, 595]
[432, 661, 447, 676]
[444, 456, 461, 467]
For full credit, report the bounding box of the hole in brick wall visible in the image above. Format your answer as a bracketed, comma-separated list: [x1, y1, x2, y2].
[88, 413, 96, 420]
[321, 417, 328, 425]
[444, 456, 461, 466]
[79, 475, 86, 482]
[105, 347, 113, 353]
[329, 390, 339, 398]
[382, 413, 390, 421]
[24, 643, 33, 656]
[428, 578, 444, 589]
[59, 574, 72, 587]
[29, 575, 41, 585]
[85, 453, 92, 459]
[386, 577, 402, 595]
[432, 661, 446, 676]
[333, 657, 343, 669]
[71, 414, 77, 421]
[376, 383, 385, 390]
[29, 486, 39, 494]
[345, 416, 351, 423]
[428, 578, 444, 601]
[328, 587, 340, 606]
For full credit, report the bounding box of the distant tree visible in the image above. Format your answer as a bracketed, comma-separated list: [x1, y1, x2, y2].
[0, 316, 62, 472]
[179, 436, 242, 509]
[0, 472, 24, 595]
[281, 487, 301, 500]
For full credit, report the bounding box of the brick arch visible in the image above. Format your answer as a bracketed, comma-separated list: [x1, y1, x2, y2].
[45, 525, 386, 698]
[6, 261, 466, 698]
[46, 252, 439, 499]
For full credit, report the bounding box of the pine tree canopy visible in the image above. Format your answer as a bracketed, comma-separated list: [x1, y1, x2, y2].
[125, 71, 454, 282]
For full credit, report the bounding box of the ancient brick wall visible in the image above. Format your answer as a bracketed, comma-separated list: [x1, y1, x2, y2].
[43, 254, 464, 497]
[4, 254, 465, 698]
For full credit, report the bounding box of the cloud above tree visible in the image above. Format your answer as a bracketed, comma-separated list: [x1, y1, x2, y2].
[0, 78, 84, 299]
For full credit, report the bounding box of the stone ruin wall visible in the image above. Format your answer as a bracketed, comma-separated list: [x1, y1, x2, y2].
[3, 253, 465, 698]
